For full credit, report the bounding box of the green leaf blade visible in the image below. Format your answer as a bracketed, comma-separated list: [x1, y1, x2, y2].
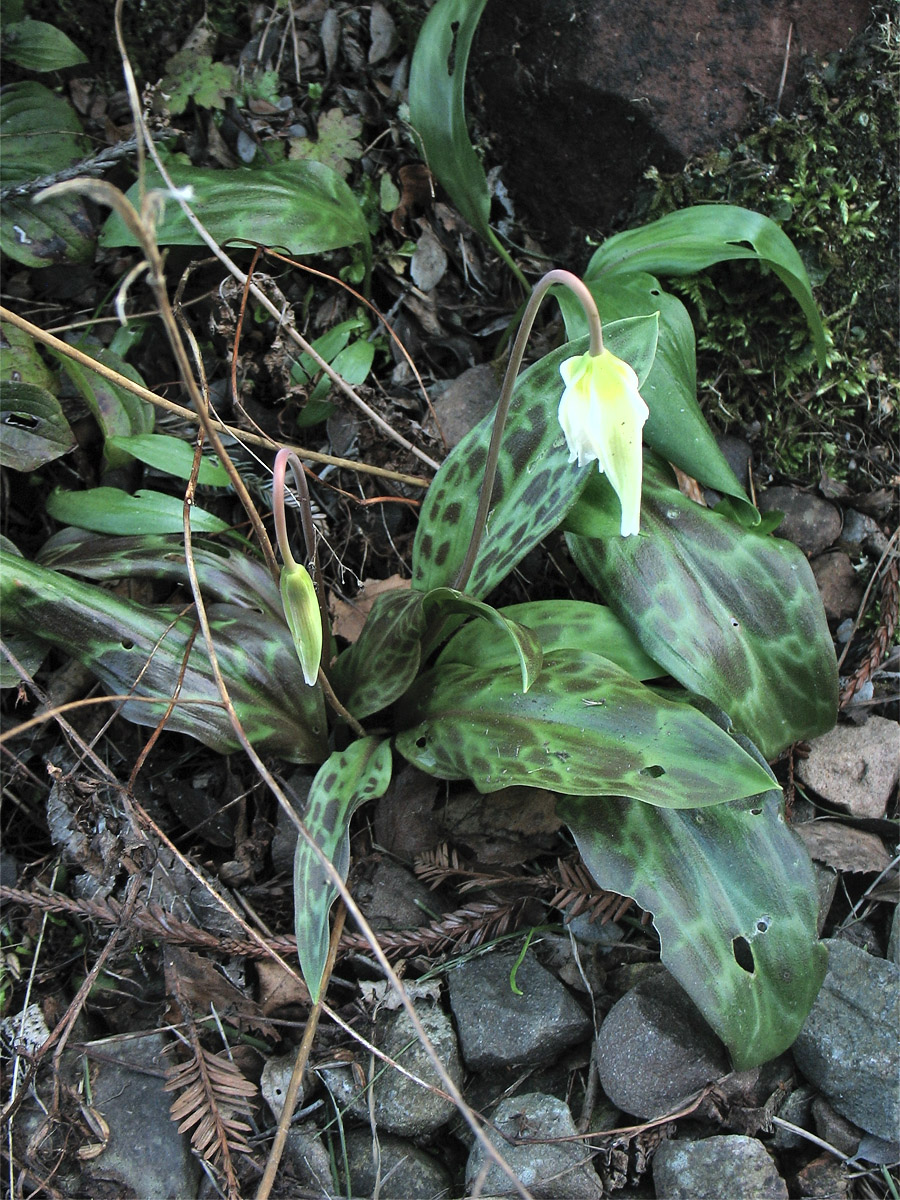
[295, 738, 393, 1001]
[567, 457, 838, 758]
[395, 650, 774, 806]
[45, 487, 229, 536]
[558, 786, 827, 1068]
[1, 19, 87, 70]
[0, 381, 75, 470]
[330, 589, 426, 720]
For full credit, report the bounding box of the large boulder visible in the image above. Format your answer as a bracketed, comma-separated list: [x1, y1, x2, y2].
[473, 0, 873, 249]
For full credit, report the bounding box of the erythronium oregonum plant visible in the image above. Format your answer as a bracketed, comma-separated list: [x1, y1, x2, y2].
[0, 0, 840, 1072]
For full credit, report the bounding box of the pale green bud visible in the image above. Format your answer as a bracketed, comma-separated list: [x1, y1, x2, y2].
[280, 563, 322, 687]
[558, 348, 650, 537]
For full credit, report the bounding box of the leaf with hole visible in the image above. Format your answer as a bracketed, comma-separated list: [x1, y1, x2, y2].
[567, 455, 838, 758]
[0, 381, 75, 470]
[558, 774, 826, 1069]
[395, 649, 774, 806]
[294, 738, 392, 1001]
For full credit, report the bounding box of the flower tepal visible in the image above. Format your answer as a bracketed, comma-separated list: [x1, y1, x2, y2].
[558, 349, 650, 537]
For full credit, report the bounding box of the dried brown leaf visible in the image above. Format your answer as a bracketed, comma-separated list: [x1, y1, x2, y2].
[794, 820, 892, 873]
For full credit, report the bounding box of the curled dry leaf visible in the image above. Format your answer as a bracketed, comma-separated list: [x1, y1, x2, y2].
[794, 820, 892, 874]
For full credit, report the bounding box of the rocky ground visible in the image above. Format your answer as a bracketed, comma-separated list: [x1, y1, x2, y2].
[1, 2, 897, 1198]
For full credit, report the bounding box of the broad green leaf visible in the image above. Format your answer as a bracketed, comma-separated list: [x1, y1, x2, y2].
[408, 0, 492, 244]
[567, 456, 838, 759]
[51, 343, 154, 465]
[558, 779, 826, 1069]
[423, 587, 544, 693]
[437, 599, 663, 682]
[1, 550, 328, 762]
[585, 204, 827, 370]
[557, 272, 757, 525]
[0, 82, 88, 186]
[412, 315, 659, 600]
[331, 588, 426, 720]
[99, 159, 372, 272]
[295, 738, 393, 1001]
[1, 19, 87, 70]
[309, 338, 375, 403]
[0, 381, 75, 470]
[0, 82, 94, 267]
[36, 529, 283, 622]
[395, 649, 774, 805]
[106, 434, 231, 487]
[290, 318, 368, 383]
[46, 487, 229, 536]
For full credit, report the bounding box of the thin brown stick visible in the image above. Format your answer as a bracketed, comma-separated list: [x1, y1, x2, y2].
[0, 305, 430, 489]
[256, 905, 347, 1200]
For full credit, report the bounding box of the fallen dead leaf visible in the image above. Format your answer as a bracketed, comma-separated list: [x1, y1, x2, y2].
[256, 958, 310, 1016]
[329, 574, 410, 643]
[794, 820, 892, 874]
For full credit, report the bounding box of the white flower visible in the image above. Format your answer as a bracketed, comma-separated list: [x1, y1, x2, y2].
[558, 349, 650, 537]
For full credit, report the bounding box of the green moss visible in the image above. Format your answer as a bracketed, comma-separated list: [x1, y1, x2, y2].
[634, 7, 898, 486]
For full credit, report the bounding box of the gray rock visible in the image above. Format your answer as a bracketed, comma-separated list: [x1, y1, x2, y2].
[772, 1083, 817, 1150]
[282, 1123, 334, 1193]
[888, 906, 900, 967]
[318, 1002, 462, 1136]
[447, 950, 591, 1072]
[790, 1152, 850, 1199]
[760, 487, 842, 557]
[78, 1033, 199, 1200]
[810, 1096, 863, 1157]
[340, 1129, 453, 1199]
[355, 856, 439, 931]
[796, 717, 900, 820]
[653, 1134, 788, 1199]
[793, 939, 900, 1142]
[465, 1092, 602, 1199]
[595, 971, 728, 1120]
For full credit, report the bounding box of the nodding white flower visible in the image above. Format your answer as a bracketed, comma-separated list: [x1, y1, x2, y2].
[280, 562, 322, 687]
[558, 349, 650, 537]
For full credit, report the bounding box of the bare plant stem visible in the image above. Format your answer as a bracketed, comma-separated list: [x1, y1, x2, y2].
[452, 269, 603, 593]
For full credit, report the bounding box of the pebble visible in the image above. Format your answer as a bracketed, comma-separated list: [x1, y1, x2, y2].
[427, 364, 499, 447]
[447, 949, 591, 1072]
[793, 938, 900, 1142]
[317, 1001, 462, 1137]
[810, 552, 865, 624]
[758, 487, 841, 556]
[465, 1092, 603, 1199]
[595, 970, 728, 1120]
[796, 716, 900, 819]
[789, 1152, 850, 1199]
[652, 1134, 788, 1199]
[340, 1128, 453, 1199]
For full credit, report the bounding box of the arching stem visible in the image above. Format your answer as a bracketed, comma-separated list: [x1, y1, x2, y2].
[452, 270, 603, 593]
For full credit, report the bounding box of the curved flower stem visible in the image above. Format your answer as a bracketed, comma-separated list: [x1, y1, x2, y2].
[452, 269, 603, 593]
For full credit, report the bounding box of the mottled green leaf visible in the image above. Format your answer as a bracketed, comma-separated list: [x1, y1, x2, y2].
[423, 588, 543, 693]
[585, 204, 827, 369]
[0, 318, 58, 392]
[0, 193, 95, 269]
[99, 158, 372, 272]
[412, 315, 659, 600]
[437, 599, 663, 682]
[36, 529, 282, 621]
[558, 778, 826, 1068]
[0, 381, 75, 470]
[106, 434, 231, 487]
[395, 649, 773, 805]
[331, 589, 426, 720]
[567, 456, 838, 758]
[295, 738, 392, 1001]
[1, 19, 87, 70]
[408, 0, 492, 244]
[556, 272, 757, 524]
[46, 487, 228, 536]
[1, 550, 328, 761]
[0, 536, 45, 688]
